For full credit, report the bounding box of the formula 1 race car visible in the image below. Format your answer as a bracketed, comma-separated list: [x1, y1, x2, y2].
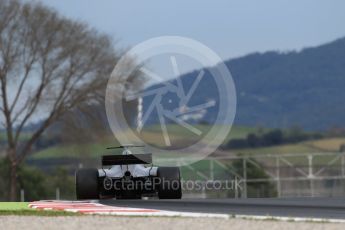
[75, 145, 182, 200]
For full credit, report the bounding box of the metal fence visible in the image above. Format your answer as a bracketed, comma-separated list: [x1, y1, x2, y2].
[181, 152, 345, 198]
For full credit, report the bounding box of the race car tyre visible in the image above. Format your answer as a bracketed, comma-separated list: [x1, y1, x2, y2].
[157, 167, 182, 199]
[76, 168, 99, 200]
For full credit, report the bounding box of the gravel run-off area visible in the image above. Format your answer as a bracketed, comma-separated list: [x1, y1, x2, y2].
[1, 216, 344, 230]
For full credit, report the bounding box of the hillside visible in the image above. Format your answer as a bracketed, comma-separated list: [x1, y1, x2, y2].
[143, 37, 345, 130]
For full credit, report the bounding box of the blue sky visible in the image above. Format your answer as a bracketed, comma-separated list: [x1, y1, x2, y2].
[41, 0, 345, 61]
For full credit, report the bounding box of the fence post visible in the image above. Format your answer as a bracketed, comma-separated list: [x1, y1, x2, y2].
[210, 160, 214, 181]
[242, 158, 247, 198]
[56, 188, 60, 200]
[235, 177, 238, 199]
[20, 189, 25, 202]
[341, 153, 345, 176]
[276, 157, 281, 198]
[308, 155, 314, 197]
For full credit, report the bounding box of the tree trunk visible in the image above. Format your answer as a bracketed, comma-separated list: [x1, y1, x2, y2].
[9, 161, 18, 201]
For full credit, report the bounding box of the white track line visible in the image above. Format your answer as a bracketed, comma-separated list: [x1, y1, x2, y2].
[232, 214, 345, 224]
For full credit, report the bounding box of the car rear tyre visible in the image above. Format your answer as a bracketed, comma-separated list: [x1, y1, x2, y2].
[76, 168, 99, 200]
[157, 167, 182, 199]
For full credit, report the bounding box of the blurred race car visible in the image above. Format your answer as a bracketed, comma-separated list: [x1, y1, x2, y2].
[75, 145, 182, 199]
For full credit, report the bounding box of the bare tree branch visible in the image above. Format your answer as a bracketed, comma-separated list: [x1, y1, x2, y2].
[0, 0, 143, 200]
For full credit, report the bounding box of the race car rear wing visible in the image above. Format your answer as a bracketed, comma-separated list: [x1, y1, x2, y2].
[102, 153, 152, 166]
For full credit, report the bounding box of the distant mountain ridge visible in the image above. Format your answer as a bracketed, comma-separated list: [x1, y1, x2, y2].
[143, 37, 345, 130]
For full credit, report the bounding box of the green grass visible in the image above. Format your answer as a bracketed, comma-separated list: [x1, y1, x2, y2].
[29, 125, 255, 159]
[30, 125, 259, 159]
[0, 202, 30, 211]
[181, 159, 233, 180]
[0, 132, 33, 142]
[32, 145, 93, 159]
[304, 137, 345, 152]
[0, 210, 81, 216]
[0, 202, 80, 216]
[144, 124, 260, 143]
[233, 138, 345, 157]
[235, 143, 320, 155]
[31, 141, 122, 159]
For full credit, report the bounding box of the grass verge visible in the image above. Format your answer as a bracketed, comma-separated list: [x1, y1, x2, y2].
[0, 210, 81, 216]
[0, 202, 80, 216]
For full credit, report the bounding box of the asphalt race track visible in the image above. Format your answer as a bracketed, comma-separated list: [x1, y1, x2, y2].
[101, 197, 345, 219]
